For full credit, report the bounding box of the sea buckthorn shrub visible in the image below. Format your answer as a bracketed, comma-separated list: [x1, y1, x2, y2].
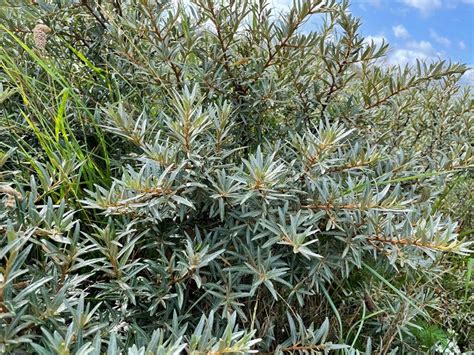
[0, 0, 472, 353]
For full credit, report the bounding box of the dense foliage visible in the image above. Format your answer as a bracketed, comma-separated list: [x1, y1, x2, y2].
[1, 0, 473, 353]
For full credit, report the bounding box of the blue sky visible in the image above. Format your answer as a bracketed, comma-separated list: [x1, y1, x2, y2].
[351, 0, 473, 65]
[272, 0, 474, 84]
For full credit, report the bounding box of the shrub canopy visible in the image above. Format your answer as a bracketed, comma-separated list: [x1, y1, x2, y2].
[0, 0, 473, 353]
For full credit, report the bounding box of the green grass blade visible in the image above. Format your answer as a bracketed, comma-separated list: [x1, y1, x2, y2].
[362, 262, 429, 318]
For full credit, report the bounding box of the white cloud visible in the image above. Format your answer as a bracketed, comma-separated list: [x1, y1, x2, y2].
[392, 24, 410, 39]
[429, 29, 451, 47]
[461, 68, 474, 86]
[270, 0, 292, 11]
[362, 35, 444, 67]
[388, 40, 441, 66]
[402, 0, 442, 15]
[363, 35, 387, 47]
[407, 40, 436, 53]
[401, 0, 473, 12]
[388, 49, 429, 66]
[459, 41, 467, 50]
[270, 0, 327, 12]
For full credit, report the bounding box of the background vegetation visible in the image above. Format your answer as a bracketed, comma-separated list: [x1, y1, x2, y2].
[0, 0, 473, 353]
